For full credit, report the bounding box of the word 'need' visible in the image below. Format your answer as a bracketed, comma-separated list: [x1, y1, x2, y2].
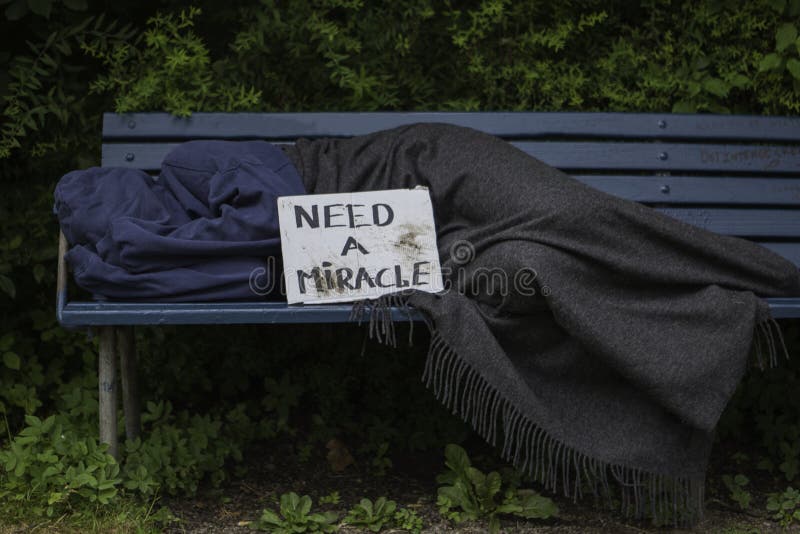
[294, 203, 394, 229]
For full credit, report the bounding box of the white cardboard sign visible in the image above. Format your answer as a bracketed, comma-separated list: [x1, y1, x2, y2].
[277, 187, 444, 304]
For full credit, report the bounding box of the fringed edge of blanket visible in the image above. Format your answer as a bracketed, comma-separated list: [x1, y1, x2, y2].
[349, 293, 416, 348]
[352, 295, 794, 528]
[751, 313, 790, 371]
[420, 329, 705, 528]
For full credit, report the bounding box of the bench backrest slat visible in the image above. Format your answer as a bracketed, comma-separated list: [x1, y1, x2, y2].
[103, 112, 800, 142]
[102, 141, 800, 174]
[574, 176, 800, 205]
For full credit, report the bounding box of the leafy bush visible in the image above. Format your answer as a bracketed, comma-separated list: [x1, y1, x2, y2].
[85, 7, 261, 117]
[120, 400, 252, 497]
[0, 414, 119, 518]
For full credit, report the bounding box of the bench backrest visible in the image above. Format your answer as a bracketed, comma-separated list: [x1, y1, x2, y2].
[101, 112, 800, 267]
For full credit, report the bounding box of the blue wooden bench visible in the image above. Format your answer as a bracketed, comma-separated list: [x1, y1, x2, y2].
[56, 112, 800, 459]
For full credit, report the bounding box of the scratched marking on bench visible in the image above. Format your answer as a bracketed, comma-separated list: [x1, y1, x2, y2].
[695, 117, 800, 130]
[699, 147, 800, 169]
[774, 183, 800, 201]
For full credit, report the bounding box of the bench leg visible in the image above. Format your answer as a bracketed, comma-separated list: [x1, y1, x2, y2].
[98, 326, 119, 460]
[117, 326, 141, 442]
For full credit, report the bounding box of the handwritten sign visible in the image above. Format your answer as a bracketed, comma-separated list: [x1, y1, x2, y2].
[277, 187, 444, 304]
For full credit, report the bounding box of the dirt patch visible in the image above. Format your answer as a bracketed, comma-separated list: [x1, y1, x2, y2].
[160, 438, 788, 533]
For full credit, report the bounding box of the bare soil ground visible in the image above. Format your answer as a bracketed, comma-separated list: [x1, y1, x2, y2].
[160, 438, 795, 533]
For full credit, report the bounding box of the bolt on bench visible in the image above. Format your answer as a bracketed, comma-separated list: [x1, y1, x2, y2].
[56, 112, 800, 459]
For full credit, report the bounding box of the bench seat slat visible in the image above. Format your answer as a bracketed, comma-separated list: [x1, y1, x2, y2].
[764, 299, 800, 319]
[103, 112, 800, 142]
[102, 141, 800, 173]
[59, 298, 799, 326]
[59, 302, 424, 326]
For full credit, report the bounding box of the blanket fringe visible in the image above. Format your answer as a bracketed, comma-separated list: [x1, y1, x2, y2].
[350, 292, 418, 349]
[421, 330, 706, 527]
[353, 294, 709, 527]
[751, 312, 790, 371]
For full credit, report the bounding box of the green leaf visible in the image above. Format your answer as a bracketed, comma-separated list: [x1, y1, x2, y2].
[257, 509, 282, 526]
[787, 58, 800, 80]
[42, 466, 60, 479]
[515, 491, 559, 519]
[488, 514, 500, 534]
[4, 0, 27, 20]
[693, 56, 710, 71]
[26, 0, 50, 18]
[62, 0, 86, 10]
[444, 444, 471, 474]
[32, 263, 45, 283]
[777, 24, 798, 52]
[485, 471, 502, 499]
[4, 351, 20, 370]
[686, 80, 702, 97]
[729, 74, 750, 89]
[769, 0, 786, 12]
[759, 53, 783, 72]
[672, 101, 696, 114]
[0, 274, 14, 298]
[0, 333, 13, 351]
[298, 494, 312, 516]
[24, 414, 41, 427]
[703, 78, 728, 97]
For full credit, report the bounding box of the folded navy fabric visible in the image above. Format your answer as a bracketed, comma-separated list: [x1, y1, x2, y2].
[54, 140, 305, 301]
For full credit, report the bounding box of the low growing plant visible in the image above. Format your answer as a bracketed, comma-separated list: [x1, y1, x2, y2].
[319, 490, 340, 505]
[370, 441, 392, 476]
[767, 486, 800, 527]
[436, 443, 558, 533]
[121, 400, 249, 497]
[393, 506, 423, 534]
[722, 473, 752, 510]
[251, 492, 338, 533]
[344, 497, 424, 533]
[344, 497, 396, 532]
[0, 414, 120, 518]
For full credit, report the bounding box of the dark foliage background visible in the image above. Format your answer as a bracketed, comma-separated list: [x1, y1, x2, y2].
[0, 0, 799, 524]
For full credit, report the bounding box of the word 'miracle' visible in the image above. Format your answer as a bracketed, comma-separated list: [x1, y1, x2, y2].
[297, 261, 430, 294]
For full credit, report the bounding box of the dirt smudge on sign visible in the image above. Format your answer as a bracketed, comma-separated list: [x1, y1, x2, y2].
[394, 223, 430, 258]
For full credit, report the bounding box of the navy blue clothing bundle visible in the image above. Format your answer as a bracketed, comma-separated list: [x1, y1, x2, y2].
[54, 140, 304, 301]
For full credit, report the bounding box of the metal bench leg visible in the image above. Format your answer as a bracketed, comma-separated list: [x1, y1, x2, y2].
[117, 326, 141, 442]
[98, 326, 119, 460]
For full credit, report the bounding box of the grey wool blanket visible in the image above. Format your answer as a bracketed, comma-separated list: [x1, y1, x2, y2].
[281, 122, 800, 525]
